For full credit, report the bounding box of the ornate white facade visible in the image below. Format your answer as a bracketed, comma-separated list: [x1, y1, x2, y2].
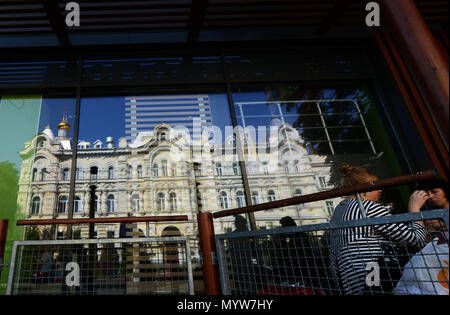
[17, 118, 340, 239]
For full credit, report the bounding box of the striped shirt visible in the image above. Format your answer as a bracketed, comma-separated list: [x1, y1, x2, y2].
[329, 199, 427, 295]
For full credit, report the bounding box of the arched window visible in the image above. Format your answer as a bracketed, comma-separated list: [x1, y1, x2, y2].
[161, 160, 168, 177]
[74, 196, 82, 213]
[159, 131, 167, 142]
[233, 163, 240, 175]
[216, 163, 223, 176]
[236, 191, 246, 208]
[107, 194, 115, 213]
[137, 165, 143, 179]
[268, 190, 277, 202]
[251, 191, 260, 205]
[108, 166, 114, 179]
[62, 168, 70, 181]
[157, 193, 165, 211]
[153, 164, 159, 177]
[31, 196, 41, 215]
[132, 194, 141, 212]
[41, 168, 47, 181]
[37, 139, 45, 148]
[219, 191, 229, 209]
[126, 165, 132, 179]
[58, 195, 68, 214]
[32, 168, 38, 181]
[169, 192, 177, 210]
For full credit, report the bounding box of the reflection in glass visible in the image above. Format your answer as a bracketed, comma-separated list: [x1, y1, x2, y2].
[58, 196, 68, 214]
[31, 196, 41, 215]
[74, 196, 82, 213]
[232, 85, 405, 226]
[107, 195, 115, 213]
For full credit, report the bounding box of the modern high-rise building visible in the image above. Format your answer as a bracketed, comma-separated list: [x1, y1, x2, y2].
[125, 95, 212, 142]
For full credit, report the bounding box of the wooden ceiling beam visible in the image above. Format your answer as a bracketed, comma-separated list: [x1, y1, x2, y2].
[187, 0, 208, 42]
[42, 0, 70, 46]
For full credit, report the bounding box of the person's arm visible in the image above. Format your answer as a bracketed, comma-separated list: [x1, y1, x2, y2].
[367, 201, 427, 246]
[408, 190, 430, 227]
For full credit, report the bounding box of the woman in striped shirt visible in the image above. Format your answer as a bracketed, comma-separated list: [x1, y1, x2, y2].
[329, 164, 428, 295]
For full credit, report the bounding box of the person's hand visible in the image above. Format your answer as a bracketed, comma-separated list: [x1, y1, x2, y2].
[408, 190, 430, 213]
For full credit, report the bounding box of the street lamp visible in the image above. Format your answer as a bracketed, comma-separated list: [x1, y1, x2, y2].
[88, 166, 98, 239]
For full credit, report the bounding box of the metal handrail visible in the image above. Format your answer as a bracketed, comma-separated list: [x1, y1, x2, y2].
[215, 208, 449, 239]
[213, 169, 438, 219]
[16, 215, 189, 226]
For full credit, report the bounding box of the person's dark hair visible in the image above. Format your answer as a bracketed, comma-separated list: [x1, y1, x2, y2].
[280, 216, 297, 227]
[339, 163, 378, 187]
[418, 179, 449, 200]
[234, 215, 248, 232]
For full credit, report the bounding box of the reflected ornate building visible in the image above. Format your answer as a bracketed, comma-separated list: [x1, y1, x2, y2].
[17, 116, 341, 238]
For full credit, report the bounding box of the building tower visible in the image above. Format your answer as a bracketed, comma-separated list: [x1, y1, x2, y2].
[125, 94, 212, 142]
[57, 113, 71, 138]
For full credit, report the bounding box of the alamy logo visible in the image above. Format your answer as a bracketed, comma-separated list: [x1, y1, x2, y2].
[65, 262, 80, 287]
[365, 262, 380, 287]
[64, 2, 380, 29]
[65, 2, 80, 27]
[365, 2, 380, 27]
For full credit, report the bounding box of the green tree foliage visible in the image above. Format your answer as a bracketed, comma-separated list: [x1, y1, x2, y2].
[0, 161, 19, 218]
[0, 161, 20, 294]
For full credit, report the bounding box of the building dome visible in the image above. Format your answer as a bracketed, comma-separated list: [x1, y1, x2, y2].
[57, 119, 71, 130]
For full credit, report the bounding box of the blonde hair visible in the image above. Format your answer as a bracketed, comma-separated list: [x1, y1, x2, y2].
[339, 163, 377, 187]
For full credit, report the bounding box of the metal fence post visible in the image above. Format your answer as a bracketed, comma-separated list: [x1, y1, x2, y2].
[0, 219, 8, 278]
[197, 212, 221, 295]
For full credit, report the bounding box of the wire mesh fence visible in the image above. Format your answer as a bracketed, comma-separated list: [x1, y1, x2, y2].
[7, 237, 195, 295]
[216, 209, 449, 295]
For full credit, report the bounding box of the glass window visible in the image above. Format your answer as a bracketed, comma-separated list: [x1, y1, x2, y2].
[232, 84, 414, 223]
[90, 166, 98, 181]
[73, 92, 247, 223]
[318, 177, 327, 189]
[58, 195, 68, 214]
[108, 167, 114, 179]
[233, 162, 240, 175]
[161, 160, 168, 177]
[126, 165, 132, 179]
[94, 194, 99, 213]
[153, 164, 159, 177]
[236, 191, 246, 208]
[73, 196, 82, 213]
[107, 194, 115, 213]
[62, 168, 70, 181]
[157, 193, 165, 211]
[31, 196, 41, 215]
[75, 168, 81, 180]
[216, 163, 223, 176]
[268, 190, 277, 202]
[251, 191, 261, 205]
[41, 168, 47, 181]
[220, 191, 229, 209]
[171, 165, 177, 177]
[32, 168, 38, 182]
[326, 201, 334, 216]
[132, 194, 141, 212]
[169, 192, 177, 210]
